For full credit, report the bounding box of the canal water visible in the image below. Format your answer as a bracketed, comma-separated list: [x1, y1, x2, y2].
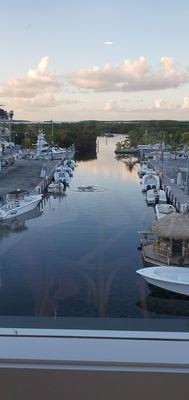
[0, 135, 189, 329]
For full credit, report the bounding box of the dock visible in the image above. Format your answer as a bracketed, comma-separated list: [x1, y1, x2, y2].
[149, 160, 189, 213]
[0, 159, 58, 199]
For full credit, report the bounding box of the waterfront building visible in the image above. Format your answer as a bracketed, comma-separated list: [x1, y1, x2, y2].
[142, 213, 189, 266]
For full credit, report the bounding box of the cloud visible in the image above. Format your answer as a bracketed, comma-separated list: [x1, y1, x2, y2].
[68, 56, 189, 92]
[104, 100, 119, 111]
[104, 100, 127, 113]
[104, 41, 114, 45]
[182, 97, 189, 109]
[0, 57, 62, 99]
[154, 98, 178, 111]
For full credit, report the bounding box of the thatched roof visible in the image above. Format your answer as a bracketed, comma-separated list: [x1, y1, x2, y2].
[151, 213, 189, 240]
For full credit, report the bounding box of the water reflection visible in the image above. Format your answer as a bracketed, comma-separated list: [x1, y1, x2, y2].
[138, 290, 189, 317]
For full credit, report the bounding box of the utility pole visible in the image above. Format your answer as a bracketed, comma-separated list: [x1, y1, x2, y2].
[51, 120, 54, 144]
[185, 155, 189, 194]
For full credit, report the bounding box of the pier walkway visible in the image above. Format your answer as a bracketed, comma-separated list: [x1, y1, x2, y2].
[149, 160, 189, 213]
[0, 159, 58, 197]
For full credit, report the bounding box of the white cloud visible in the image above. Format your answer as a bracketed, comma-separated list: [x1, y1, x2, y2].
[182, 97, 189, 109]
[104, 41, 114, 45]
[68, 56, 189, 92]
[154, 98, 178, 110]
[104, 100, 119, 111]
[0, 57, 62, 99]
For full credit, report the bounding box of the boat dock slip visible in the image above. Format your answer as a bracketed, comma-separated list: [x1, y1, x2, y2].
[149, 160, 189, 213]
[0, 159, 58, 197]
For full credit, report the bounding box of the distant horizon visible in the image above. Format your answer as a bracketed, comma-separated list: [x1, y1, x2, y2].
[1, 118, 189, 125]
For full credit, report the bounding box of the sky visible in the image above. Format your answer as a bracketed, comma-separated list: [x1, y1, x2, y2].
[0, 0, 189, 121]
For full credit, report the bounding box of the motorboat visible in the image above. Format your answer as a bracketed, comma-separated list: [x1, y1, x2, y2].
[47, 182, 66, 193]
[35, 130, 75, 160]
[0, 194, 43, 220]
[54, 167, 70, 185]
[138, 164, 156, 177]
[141, 173, 160, 191]
[62, 166, 73, 177]
[137, 266, 189, 296]
[155, 204, 176, 219]
[64, 159, 75, 170]
[146, 189, 167, 205]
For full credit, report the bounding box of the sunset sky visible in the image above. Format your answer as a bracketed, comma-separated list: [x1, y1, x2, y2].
[0, 0, 189, 121]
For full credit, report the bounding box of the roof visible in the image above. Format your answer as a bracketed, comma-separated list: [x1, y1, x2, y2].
[151, 213, 189, 240]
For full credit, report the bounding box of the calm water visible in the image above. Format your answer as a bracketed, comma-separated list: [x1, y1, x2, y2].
[0, 136, 189, 327]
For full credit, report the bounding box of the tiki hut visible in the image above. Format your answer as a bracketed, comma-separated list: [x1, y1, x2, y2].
[142, 213, 189, 265]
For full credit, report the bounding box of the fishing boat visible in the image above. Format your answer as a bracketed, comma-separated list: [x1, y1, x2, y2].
[54, 167, 70, 186]
[155, 204, 176, 219]
[0, 194, 42, 220]
[137, 266, 189, 296]
[146, 189, 167, 205]
[35, 130, 75, 160]
[47, 182, 66, 193]
[141, 173, 160, 191]
[64, 159, 75, 170]
[138, 164, 156, 178]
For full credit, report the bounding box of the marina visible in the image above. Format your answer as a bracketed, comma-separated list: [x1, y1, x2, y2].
[0, 135, 189, 321]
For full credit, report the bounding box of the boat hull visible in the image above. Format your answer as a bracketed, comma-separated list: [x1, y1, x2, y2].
[137, 267, 189, 296]
[0, 196, 42, 220]
[155, 204, 176, 219]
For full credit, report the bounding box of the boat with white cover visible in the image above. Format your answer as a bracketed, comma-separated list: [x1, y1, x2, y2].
[138, 164, 157, 178]
[0, 194, 42, 220]
[137, 266, 189, 296]
[54, 166, 70, 185]
[141, 173, 160, 191]
[155, 204, 176, 219]
[146, 189, 167, 205]
[64, 159, 75, 170]
[138, 163, 148, 177]
[47, 182, 66, 193]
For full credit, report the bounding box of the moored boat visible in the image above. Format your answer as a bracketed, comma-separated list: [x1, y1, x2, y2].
[155, 204, 176, 219]
[137, 266, 189, 296]
[47, 182, 66, 193]
[146, 189, 167, 205]
[138, 164, 156, 178]
[141, 173, 160, 191]
[0, 194, 42, 220]
[54, 166, 70, 185]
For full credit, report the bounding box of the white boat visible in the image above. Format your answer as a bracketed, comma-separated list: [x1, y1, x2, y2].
[36, 130, 49, 156]
[64, 159, 75, 170]
[0, 194, 42, 220]
[47, 182, 66, 193]
[138, 164, 156, 177]
[137, 266, 189, 296]
[36, 130, 74, 160]
[146, 189, 167, 205]
[138, 163, 148, 177]
[62, 166, 73, 177]
[141, 173, 160, 191]
[155, 204, 176, 219]
[54, 171, 70, 186]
